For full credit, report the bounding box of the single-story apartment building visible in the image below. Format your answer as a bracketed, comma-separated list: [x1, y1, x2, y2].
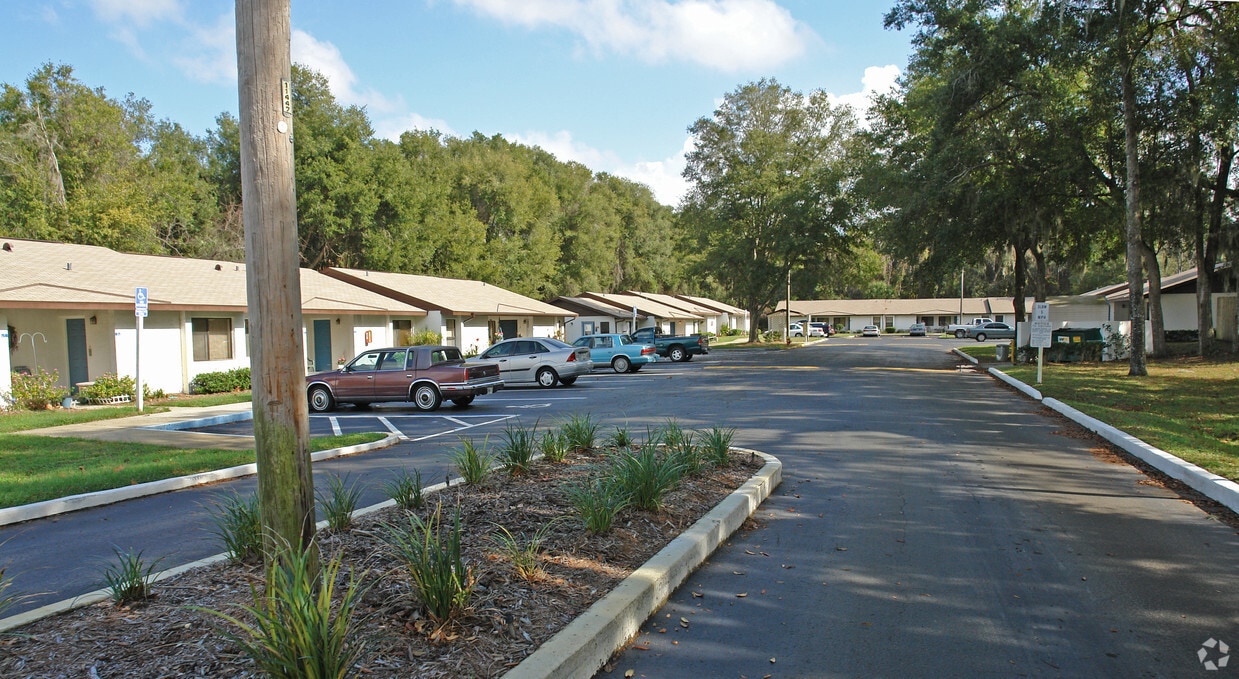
[1090, 263, 1236, 341]
[550, 296, 651, 343]
[1, 239, 426, 398]
[577, 292, 704, 336]
[323, 268, 575, 356]
[625, 291, 730, 336]
[772, 297, 1025, 333]
[675, 295, 752, 335]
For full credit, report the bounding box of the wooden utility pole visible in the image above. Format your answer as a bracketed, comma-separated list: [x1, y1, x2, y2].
[235, 0, 316, 559]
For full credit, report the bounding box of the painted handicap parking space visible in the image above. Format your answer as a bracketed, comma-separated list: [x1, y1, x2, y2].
[190, 412, 517, 441]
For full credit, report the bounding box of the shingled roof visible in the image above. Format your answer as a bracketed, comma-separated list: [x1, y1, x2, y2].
[0, 239, 425, 315]
[323, 268, 573, 317]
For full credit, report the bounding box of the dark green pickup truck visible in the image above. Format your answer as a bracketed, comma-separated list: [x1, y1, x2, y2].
[628, 327, 709, 362]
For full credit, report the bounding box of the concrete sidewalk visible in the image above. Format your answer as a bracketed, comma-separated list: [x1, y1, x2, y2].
[21, 401, 255, 450]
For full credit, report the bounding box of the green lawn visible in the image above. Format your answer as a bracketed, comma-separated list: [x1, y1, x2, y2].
[0, 432, 384, 509]
[999, 358, 1239, 481]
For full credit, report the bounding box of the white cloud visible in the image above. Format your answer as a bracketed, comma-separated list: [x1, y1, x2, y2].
[828, 64, 900, 117]
[89, 0, 182, 26]
[291, 30, 401, 113]
[617, 144, 691, 207]
[374, 113, 458, 142]
[454, 0, 815, 72]
[508, 129, 690, 206]
[174, 12, 236, 85]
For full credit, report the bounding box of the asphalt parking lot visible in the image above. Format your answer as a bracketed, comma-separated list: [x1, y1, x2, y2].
[5, 340, 1239, 676]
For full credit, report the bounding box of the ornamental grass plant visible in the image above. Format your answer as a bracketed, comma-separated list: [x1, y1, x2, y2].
[381, 504, 474, 625]
[197, 540, 371, 679]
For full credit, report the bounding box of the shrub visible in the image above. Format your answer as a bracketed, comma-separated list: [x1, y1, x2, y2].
[489, 520, 558, 581]
[198, 541, 371, 679]
[700, 426, 736, 468]
[384, 468, 425, 512]
[208, 493, 262, 563]
[606, 425, 635, 449]
[451, 436, 494, 485]
[189, 367, 251, 394]
[382, 504, 474, 624]
[101, 547, 164, 605]
[498, 419, 539, 475]
[538, 430, 568, 463]
[6, 368, 69, 410]
[563, 477, 629, 534]
[561, 413, 600, 452]
[609, 444, 687, 512]
[80, 372, 135, 400]
[316, 474, 363, 532]
[410, 329, 442, 346]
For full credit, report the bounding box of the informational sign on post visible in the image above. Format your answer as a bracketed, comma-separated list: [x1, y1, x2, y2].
[135, 287, 147, 411]
[1030, 301, 1051, 384]
[1030, 302, 1051, 348]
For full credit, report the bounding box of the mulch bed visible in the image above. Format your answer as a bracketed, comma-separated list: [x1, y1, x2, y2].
[0, 448, 764, 678]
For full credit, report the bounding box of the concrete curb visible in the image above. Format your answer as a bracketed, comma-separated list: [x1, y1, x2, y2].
[0, 434, 401, 527]
[0, 449, 782, 653]
[987, 367, 1239, 517]
[138, 409, 253, 431]
[505, 449, 782, 679]
[952, 348, 979, 365]
[987, 367, 1043, 401]
[1041, 397, 1239, 515]
[0, 472, 457, 634]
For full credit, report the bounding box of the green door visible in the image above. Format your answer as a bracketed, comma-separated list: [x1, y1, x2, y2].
[313, 320, 332, 371]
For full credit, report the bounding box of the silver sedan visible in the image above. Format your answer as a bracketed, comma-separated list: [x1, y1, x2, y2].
[966, 322, 1016, 341]
[470, 337, 592, 387]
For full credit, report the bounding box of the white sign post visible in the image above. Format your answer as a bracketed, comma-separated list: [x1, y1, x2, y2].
[135, 287, 148, 412]
[1030, 301, 1052, 384]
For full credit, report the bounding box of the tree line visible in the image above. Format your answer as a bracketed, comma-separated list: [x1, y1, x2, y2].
[0, 64, 687, 300]
[862, 0, 1238, 367]
[3, 0, 1236, 361]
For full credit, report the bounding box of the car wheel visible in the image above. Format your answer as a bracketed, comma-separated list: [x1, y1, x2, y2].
[975, 333, 987, 342]
[668, 345, 686, 362]
[536, 367, 559, 388]
[308, 385, 335, 413]
[451, 395, 475, 407]
[955, 329, 967, 339]
[411, 383, 441, 412]
[612, 356, 631, 373]
[559, 376, 577, 386]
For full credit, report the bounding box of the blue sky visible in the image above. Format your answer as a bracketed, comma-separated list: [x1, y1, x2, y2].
[1, 1, 911, 206]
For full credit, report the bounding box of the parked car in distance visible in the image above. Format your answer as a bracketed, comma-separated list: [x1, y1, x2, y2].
[861, 325, 882, 337]
[947, 317, 996, 338]
[788, 322, 825, 338]
[628, 326, 709, 362]
[471, 337, 591, 387]
[306, 345, 502, 413]
[908, 322, 927, 337]
[573, 333, 658, 373]
[809, 322, 835, 337]
[967, 322, 1016, 342]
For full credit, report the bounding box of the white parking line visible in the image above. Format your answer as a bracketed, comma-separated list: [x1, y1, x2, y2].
[376, 416, 405, 440]
[408, 415, 516, 442]
[487, 396, 588, 401]
[329, 416, 342, 436]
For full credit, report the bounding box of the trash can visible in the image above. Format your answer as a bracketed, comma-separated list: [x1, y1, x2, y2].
[995, 343, 1009, 361]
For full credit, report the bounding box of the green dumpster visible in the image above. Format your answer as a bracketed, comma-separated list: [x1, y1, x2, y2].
[1048, 327, 1104, 362]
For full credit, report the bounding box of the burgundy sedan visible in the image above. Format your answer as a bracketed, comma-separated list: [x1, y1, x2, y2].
[305, 345, 503, 412]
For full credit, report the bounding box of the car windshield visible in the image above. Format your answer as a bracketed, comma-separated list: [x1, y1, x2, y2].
[540, 338, 574, 349]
